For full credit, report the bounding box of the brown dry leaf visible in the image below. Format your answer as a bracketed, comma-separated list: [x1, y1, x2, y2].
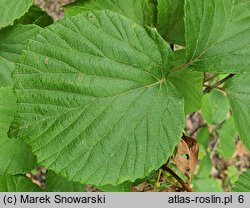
[85, 185, 100, 192]
[170, 134, 199, 180]
[235, 141, 249, 158]
[132, 182, 151, 192]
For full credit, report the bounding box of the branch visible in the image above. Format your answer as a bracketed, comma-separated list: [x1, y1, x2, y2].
[204, 74, 218, 82]
[203, 74, 235, 94]
[190, 124, 206, 136]
[162, 165, 193, 192]
[171, 61, 194, 72]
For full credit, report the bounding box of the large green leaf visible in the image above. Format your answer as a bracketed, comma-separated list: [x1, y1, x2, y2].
[10, 11, 185, 186]
[0, 87, 36, 174]
[201, 89, 230, 125]
[64, 0, 155, 26]
[225, 74, 250, 151]
[232, 169, 250, 192]
[0, 0, 33, 28]
[157, 0, 185, 45]
[0, 24, 41, 87]
[0, 174, 41, 191]
[45, 171, 85, 192]
[217, 117, 238, 159]
[185, 0, 250, 73]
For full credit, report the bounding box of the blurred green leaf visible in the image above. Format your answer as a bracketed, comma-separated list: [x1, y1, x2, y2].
[201, 90, 229, 125]
[217, 117, 238, 159]
[192, 156, 223, 192]
[196, 126, 210, 151]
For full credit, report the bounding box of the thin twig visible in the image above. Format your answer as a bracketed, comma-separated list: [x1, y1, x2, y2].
[210, 131, 220, 160]
[203, 74, 235, 94]
[157, 169, 162, 183]
[204, 74, 218, 82]
[190, 124, 206, 136]
[162, 165, 193, 192]
[171, 61, 194, 72]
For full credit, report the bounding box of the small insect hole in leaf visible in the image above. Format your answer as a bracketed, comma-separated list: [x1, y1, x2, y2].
[87, 13, 95, 21]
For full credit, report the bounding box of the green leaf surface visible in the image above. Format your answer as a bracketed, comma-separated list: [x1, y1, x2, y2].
[14, 5, 54, 27]
[0, 24, 40, 87]
[232, 169, 250, 192]
[0, 137, 36, 175]
[10, 11, 185, 186]
[217, 117, 238, 159]
[0, 175, 41, 191]
[64, 0, 154, 26]
[193, 177, 223, 192]
[98, 182, 132, 192]
[157, 0, 185, 45]
[0, 0, 33, 28]
[0, 24, 41, 63]
[169, 49, 203, 113]
[45, 171, 85, 192]
[0, 87, 16, 136]
[201, 90, 229, 125]
[196, 126, 210, 150]
[196, 155, 212, 177]
[0, 58, 14, 87]
[225, 74, 250, 151]
[169, 69, 203, 113]
[185, 0, 250, 73]
[193, 156, 223, 192]
[0, 87, 36, 174]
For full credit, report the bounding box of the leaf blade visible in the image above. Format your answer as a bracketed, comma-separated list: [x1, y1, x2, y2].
[225, 74, 250, 151]
[0, 175, 41, 192]
[185, 0, 250, 73]
[0, 24, 41, 87]
[45, 171, 85, 192]
[232, 169, 250, 192]
[64, 0, 154, 26]
[0, 0, 33, 28]
[157, 0, 185, 45]
[10, 11, 185, 186]
[201, 89, 229, 125]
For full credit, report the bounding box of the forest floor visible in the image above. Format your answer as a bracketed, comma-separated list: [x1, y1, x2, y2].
[34, 0, 75, 20]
